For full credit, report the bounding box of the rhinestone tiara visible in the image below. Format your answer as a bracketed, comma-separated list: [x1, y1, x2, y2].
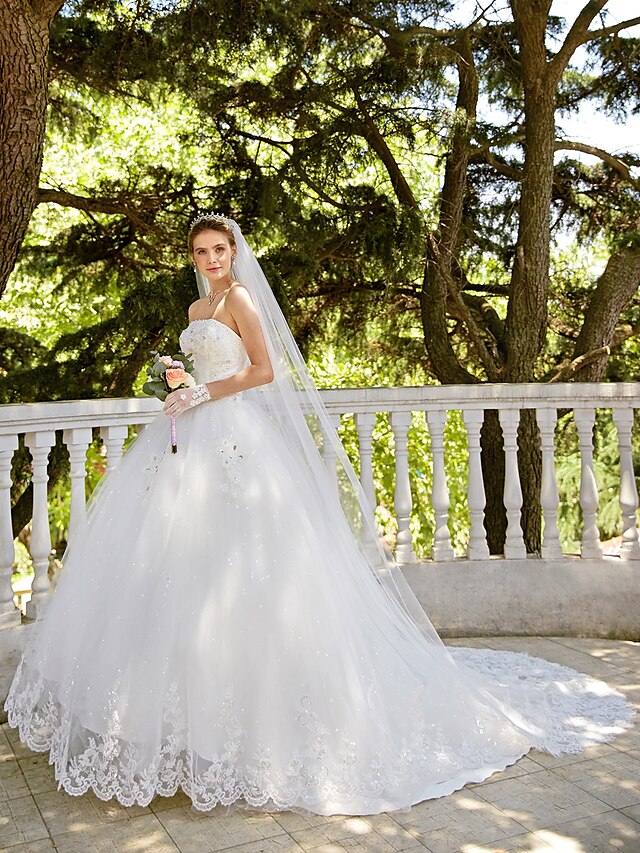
[189, 211, 231, 229]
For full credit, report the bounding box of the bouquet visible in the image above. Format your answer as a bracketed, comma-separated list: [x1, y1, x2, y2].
[143, 351, 196, 453]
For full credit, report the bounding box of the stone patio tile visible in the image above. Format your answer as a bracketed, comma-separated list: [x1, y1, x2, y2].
[472, 769, 613, 831]
[527, 742, 620, 771]
[1, 840, 56, 852]
[53, 814, 178, 853]
[387, 790, 526, 853]
[549, 752, 640, 809]
[0, 725, 16, 764]
[443, 639, 487, 649]
[52, 813, 178, 852]
[457, 833, 556, 852]
[533, 810, 640, 852]
[552, 639, 640, 671]
[216, 839, 307, 852]
[609, 725, 640, 753]
[466, 756, 543, 784]
[0, 758, 30, 801]
[291, 814, 424, 851]
[466, 638, 568, 658]
[272, 811, 338, 833]
[364, 813, 429, 850]
[0, 794, 49, 848]
[33, 788, 150, 836]
[2, 724, 40, 761]
[598, 669, 640, 706]
[18, 752, 58, 795]
[148, 789, 194, 813]
[620, 803, 640, 824]
[157, 805, 287, 852]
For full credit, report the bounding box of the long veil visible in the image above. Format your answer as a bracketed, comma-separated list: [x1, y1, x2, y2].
[194, 218, 444, 649]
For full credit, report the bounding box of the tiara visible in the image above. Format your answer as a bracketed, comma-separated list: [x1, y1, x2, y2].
[189, 211, 231, 229]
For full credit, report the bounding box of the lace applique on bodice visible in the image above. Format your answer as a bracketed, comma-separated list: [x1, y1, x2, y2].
[179, 319, 247, 384]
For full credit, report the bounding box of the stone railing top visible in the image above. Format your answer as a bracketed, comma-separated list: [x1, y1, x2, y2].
[0, 381, 638, 435]
[319, 381, 640, 412]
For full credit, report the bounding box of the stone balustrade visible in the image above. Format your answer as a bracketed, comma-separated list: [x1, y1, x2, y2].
[1, 382, 639, 636]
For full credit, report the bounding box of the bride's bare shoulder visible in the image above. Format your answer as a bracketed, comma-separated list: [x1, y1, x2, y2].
[225, 282, 250, 305]
[188, 297, 209, 322]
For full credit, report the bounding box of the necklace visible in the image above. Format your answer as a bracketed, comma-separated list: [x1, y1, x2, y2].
[208, 287, 225, 307]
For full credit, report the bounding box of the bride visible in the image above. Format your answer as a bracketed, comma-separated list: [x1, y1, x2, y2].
[5, 214, 633, 815]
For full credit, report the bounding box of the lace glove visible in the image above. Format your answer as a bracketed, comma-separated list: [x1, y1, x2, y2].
[163, 384, 211, 417]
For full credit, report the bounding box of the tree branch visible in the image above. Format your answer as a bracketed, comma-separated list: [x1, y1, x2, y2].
[432, 240, 504, 381]
[37, 188, 154, 231]
[569, 246, 640, 381]
[351, 89, 419, 208]
[228, 127, 294, 156]
[548, 345, 612, 382]
[555, 139, 640, 190]
[469, 145, 523, 181]
[548, 0, 608, 84]
[582, 15, 640, 42]
[547, 325, 638, 382]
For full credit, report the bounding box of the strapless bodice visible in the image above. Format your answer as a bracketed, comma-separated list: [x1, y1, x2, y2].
[179, 319, 247, 384]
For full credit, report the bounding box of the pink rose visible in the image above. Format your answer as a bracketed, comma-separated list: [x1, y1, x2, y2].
[165, 367, 188, 389]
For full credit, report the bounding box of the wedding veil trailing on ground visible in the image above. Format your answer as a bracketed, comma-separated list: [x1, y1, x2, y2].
[194, 217, 444, 648]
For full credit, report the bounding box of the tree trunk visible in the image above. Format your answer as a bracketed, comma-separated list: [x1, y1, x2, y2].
[0, 0, 62, 299]
[420, 31, 480, 386]
[480, 412, 507, 554]
[500, 1, 557, 550]
[571, 247, 640, 382]
[506, 0, 554, 384]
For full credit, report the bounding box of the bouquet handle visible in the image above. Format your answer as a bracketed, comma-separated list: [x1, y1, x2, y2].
[170, 415, 177, 453]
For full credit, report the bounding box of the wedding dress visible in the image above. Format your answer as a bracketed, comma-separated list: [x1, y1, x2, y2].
[5, 315, 633, 815]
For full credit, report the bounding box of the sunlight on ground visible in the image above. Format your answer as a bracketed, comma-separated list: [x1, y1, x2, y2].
[463, 834, 586, 852]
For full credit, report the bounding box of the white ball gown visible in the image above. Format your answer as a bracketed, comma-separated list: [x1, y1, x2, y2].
[5, 317, 633, 815]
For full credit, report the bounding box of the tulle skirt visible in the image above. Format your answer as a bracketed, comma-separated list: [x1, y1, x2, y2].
[5, 397, 633, 814]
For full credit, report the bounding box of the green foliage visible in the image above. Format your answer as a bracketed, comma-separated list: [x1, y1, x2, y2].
[3, 0, 640, 558]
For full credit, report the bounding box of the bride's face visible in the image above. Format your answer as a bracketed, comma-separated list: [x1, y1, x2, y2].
[192, 229, 236, 286]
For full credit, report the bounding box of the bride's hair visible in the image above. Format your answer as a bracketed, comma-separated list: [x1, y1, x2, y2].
[188, 215, 236, 254]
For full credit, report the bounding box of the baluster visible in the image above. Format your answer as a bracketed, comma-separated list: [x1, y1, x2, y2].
[498, 409, 526, 559]
[24, 431, 56, 619]
[101, 425, 129, 472]
[63, 428, 93, 546]
[355, 412, 377, 512]
[425, 409, 454, 561]
[321, 413, 342, 492]
[574, 408, 603, 559]
[0, 436, 20, 628]
[536, 407, 563, 558]
[612, 407, 640, 561]
[354, 412, 384, 561]
[462, 409, 490, 559]
[390, 411, 416, 564]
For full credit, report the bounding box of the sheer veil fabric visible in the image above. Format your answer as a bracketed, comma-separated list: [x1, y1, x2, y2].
[3, 218, 633, 816]
[196, 220, 444, 647]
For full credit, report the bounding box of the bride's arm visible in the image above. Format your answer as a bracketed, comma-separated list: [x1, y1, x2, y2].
[205, 286, 274, 399]
[163, 285, 274, 418]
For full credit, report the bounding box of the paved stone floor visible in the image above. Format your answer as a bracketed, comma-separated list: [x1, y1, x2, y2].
[0, 637, 638, 853]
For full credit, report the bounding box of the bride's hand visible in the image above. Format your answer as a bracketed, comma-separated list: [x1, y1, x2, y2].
[163, 384, 211, 417]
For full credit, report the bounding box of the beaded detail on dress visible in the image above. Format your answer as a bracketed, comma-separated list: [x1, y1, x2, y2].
[179, 319, 247, 385]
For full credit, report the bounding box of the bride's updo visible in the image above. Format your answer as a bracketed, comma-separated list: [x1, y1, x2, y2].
[188, 214, 236, 253]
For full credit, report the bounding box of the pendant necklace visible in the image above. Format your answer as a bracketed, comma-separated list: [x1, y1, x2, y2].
[208, 287, 225, 307]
